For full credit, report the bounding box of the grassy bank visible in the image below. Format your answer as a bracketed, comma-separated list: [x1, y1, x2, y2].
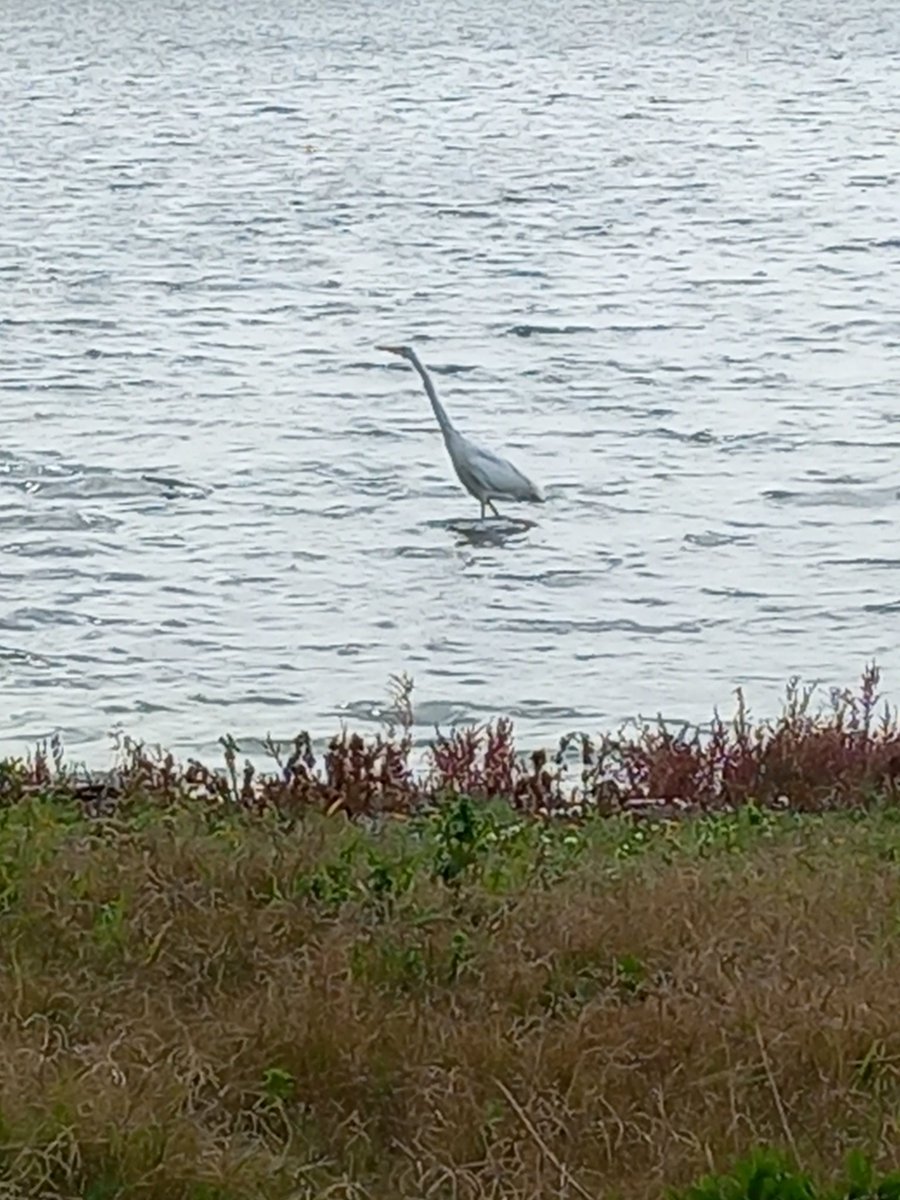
[2, 790, 900, 1198]
[3, 667, 900, 1197]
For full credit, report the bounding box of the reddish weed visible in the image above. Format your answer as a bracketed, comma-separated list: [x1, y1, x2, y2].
[3, 666, 899, 818]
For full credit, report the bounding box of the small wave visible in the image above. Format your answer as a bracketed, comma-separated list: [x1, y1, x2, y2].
[140, 475, 212, 499]
[1, 607, 92, 632]
[652, 427, 717, 444]
[335, 698, 476, 728]
[0, 508, 122, 532]
[764, 486, 898, 508]
[701, 586, 767, 600]
[501, 617, 705, 636]
[819, 557, 900, 570]
[0, 644, 54, 668]
[495, 568, 618, 588]
[188, 692, 302, 708]
[683, 531, 751, 548]
[433, 207, 495, 220]
[507, 323, 595, 337]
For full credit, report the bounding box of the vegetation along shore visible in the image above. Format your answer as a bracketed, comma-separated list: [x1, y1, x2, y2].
[2, 667, 900, 1198]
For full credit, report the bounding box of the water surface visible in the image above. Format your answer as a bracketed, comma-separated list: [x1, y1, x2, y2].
[2, 0, 900, 762]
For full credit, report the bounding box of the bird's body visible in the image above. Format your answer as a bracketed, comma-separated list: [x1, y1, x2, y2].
[377, 344, 545, 519]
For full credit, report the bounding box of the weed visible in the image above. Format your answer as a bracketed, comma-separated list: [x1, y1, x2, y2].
[5, 666, 900, 822]
[430, 793, 489, 886]
[261, 1066, 296, 1104]
[359, 847, 418, 918]
[668, 1148, 900, 1200]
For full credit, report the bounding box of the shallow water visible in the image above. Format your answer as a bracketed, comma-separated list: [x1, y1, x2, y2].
[2, 0, 900, 764]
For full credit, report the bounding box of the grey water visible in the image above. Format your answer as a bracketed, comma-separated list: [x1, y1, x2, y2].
[2, 0, 900, 765]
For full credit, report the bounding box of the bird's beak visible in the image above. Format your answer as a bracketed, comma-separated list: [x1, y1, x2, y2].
[377, 344, 403, 356]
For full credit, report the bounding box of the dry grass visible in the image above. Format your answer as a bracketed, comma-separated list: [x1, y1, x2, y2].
[1, 792, 900, 1199]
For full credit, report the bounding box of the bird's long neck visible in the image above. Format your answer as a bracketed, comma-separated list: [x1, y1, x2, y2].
[407, 350, 455, 437]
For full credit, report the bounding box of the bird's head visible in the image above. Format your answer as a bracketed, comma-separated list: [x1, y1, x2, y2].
[377, 344, 415, 362]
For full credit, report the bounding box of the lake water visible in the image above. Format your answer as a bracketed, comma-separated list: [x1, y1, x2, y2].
[2, 0, 900, 766]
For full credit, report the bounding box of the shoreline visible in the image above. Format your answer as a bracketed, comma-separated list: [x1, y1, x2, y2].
[5, 665, 898, 819]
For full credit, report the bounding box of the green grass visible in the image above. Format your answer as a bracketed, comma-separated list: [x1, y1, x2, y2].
[2, 794, 900, 1197]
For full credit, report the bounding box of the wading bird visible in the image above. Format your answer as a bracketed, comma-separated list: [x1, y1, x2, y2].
[377, 344, 545, 520]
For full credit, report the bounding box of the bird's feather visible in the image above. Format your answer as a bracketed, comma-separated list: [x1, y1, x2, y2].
[448, 432, 544, 502]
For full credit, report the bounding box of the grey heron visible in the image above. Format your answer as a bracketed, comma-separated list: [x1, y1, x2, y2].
[377, 344, 545, 520]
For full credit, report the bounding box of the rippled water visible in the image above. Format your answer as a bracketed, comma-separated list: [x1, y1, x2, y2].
[3, 0, 900, 764]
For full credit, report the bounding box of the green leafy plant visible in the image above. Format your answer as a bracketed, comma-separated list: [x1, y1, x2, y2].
[261, 1067, 296, 1104]
[669, 1150, 900, 1200]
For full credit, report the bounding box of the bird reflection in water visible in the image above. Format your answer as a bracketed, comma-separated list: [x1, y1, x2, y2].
[446, 516, 536, 548]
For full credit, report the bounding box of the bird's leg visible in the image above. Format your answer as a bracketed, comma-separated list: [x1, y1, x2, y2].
[480, 500, 486, 520]
[487, 499, 501, 519]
